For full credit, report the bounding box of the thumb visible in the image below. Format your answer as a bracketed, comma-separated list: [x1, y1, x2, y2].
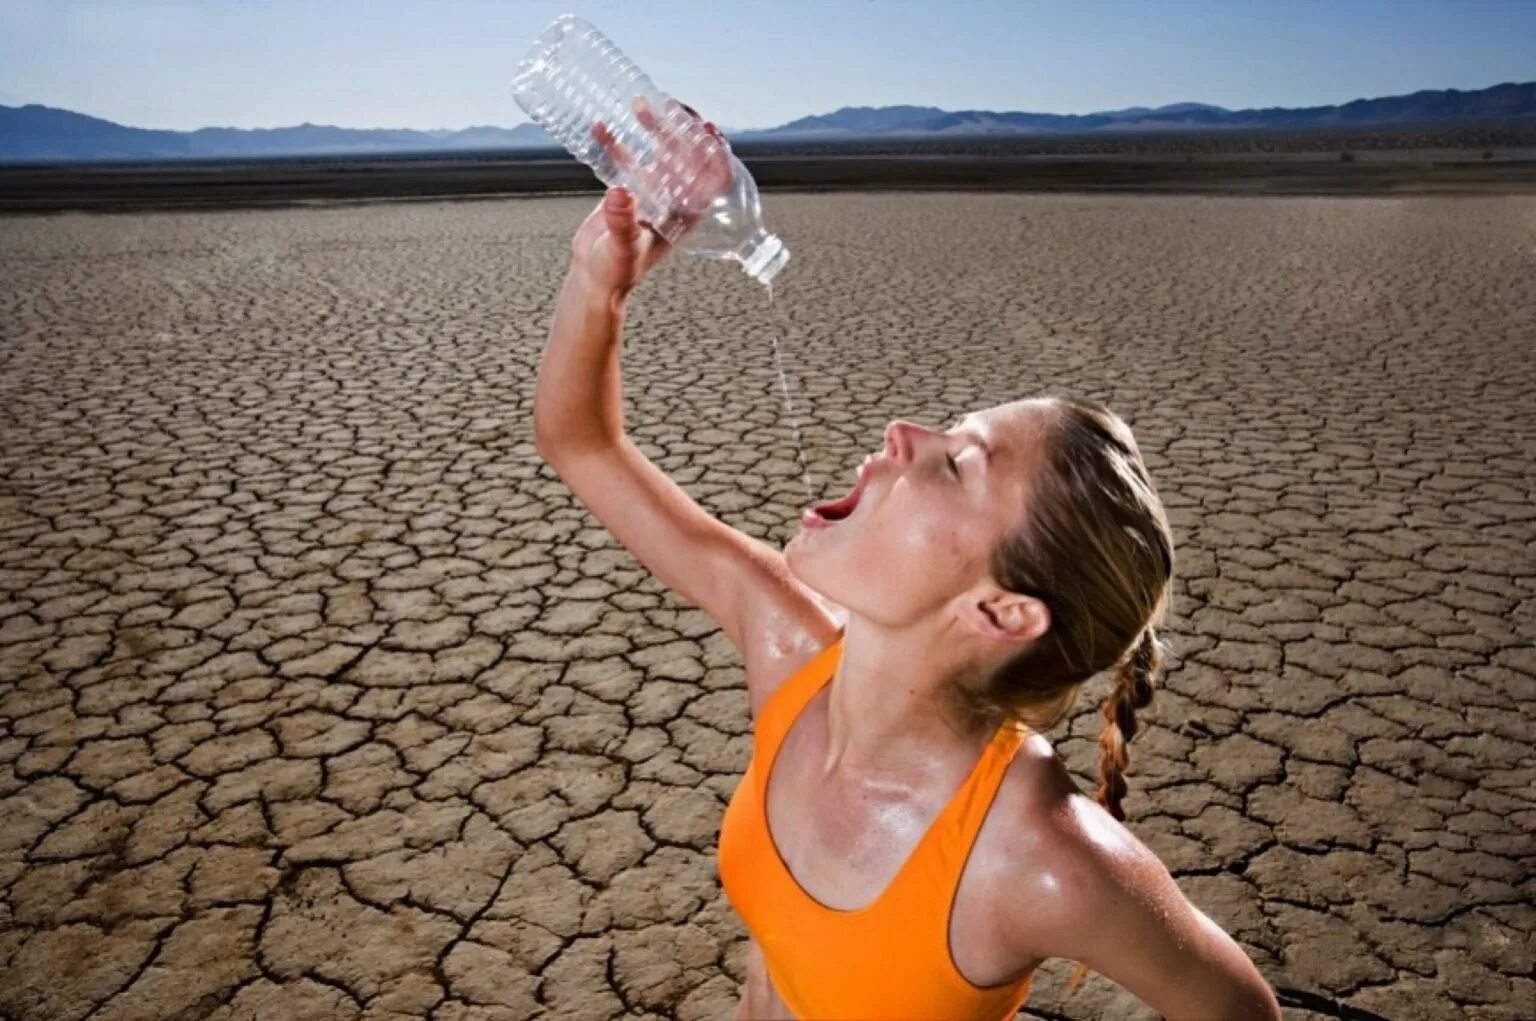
[603, 186, 642, 250]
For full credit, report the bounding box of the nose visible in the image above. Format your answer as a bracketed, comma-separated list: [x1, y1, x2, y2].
[883, 420, 932, 464]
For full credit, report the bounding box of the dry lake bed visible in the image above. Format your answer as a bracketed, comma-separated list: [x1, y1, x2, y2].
[1, 193, 1532, 1020]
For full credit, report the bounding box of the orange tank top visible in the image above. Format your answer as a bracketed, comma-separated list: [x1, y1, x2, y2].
[717, 630, 1035, 1020]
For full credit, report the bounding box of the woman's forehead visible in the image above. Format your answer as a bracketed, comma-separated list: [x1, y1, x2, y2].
[969, 399, 1053, 435]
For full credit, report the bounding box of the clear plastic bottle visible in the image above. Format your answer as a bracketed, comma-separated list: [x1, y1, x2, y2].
[512, 14, 790, 286]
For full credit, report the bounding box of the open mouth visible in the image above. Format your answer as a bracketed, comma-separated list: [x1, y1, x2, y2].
[804, 458, 873, 526]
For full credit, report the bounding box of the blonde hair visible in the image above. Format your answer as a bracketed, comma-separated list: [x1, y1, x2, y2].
[950, 394, 1175, 999]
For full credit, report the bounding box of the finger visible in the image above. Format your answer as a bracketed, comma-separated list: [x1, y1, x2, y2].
[663, 97, 699, 133]
[591, 120, 633, 170]
[674, 101, 727, 161]
[592, 120, 628, 166]
[603, 186, 641, 248]
[686, 127, 726, 172]
[632, 95, 662, 136]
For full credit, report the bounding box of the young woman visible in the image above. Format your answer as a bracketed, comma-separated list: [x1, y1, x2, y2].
[533, 108, 1282, 1021]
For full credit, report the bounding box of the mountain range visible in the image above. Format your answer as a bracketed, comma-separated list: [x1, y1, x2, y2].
[3, 81, 1533, 161]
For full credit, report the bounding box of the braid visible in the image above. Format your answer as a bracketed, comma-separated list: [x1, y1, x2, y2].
[1062, 625, 1165, 998]
[1095, 626, 1160, 822]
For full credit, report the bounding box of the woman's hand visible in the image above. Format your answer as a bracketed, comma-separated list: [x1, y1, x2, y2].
[567, 185, 669, 296]
[567, 98, 732, 297]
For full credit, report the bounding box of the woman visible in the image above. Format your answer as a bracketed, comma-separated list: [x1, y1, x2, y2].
[533, 108, 1282, 1021]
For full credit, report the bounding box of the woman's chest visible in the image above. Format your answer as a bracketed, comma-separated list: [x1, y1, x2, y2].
[767, 729, 945, 904]
[760, 712, 1035, 989]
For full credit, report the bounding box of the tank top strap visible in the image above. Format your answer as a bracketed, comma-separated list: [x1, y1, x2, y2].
[756, 627, 845, 753]
[932, 719, 1030, 861]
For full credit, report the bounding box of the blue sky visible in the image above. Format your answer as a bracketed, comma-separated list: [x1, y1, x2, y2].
[1, 0, 1533, 131]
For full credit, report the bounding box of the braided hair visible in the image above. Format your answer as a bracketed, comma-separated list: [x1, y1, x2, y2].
[1061, 623, 1168, 997]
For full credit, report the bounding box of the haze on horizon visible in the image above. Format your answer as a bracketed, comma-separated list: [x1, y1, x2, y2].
[2, 0, 1534, 133]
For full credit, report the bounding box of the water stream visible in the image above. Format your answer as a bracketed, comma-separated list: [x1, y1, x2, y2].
[763, 282, 819, 509]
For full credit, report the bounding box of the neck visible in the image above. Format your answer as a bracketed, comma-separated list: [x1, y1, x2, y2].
[820, 614, 1000, 781]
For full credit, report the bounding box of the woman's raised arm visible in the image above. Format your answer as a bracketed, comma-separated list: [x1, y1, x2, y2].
[532, 184, 835, 686]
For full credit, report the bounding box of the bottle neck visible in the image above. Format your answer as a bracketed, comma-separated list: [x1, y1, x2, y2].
[737, 229, 790, 285]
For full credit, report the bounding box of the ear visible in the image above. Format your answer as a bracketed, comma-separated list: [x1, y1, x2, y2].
[955, 582, 1051, 646]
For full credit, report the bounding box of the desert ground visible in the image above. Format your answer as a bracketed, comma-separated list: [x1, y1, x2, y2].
[0, 192, 1532, 1020]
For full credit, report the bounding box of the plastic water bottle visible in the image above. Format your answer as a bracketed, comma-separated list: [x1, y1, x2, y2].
[512, 14, 791, 286]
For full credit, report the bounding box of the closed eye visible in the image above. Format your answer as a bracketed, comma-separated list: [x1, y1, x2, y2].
[944, 418, 987, 482]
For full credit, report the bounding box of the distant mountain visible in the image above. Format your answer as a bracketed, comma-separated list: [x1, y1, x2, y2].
[769, 105, 950, 137]
[1088, 102, 1229, 119]
[0, 105, 552, 161]
[3, 80, 1533, 161]
[740, 82, 1536, 139]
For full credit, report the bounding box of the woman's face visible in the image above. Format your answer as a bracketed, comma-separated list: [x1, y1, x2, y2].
[785, 398, 1053, 627]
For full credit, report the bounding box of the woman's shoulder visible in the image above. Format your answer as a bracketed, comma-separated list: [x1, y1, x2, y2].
[985, 753, 1276, 1014]
[981, 738, 1166, 962]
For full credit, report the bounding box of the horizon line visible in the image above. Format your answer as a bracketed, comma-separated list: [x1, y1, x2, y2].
[4, 77, 1532, 136]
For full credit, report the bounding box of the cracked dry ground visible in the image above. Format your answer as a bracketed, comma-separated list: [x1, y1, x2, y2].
[0, 192, 1532, 1021]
